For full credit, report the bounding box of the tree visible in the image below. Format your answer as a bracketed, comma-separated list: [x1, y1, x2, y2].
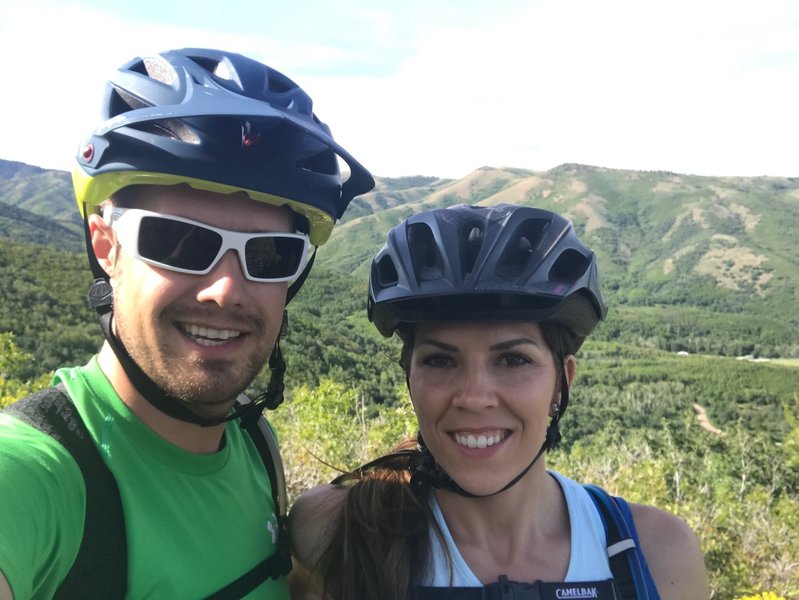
[0, 332, 51, 408]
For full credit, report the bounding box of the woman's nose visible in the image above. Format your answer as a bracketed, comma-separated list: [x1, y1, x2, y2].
[451, 366, 498, 410]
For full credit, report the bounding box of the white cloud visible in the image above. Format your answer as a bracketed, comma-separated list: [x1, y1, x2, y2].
[313, 1, 799, 177]
[1, 0, 797, 179]
[0, 2, 316, 171]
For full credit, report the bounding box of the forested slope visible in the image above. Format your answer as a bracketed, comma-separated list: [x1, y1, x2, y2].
[2, 158, 797, 597]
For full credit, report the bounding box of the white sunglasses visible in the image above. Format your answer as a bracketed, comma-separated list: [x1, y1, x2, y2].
[103, 207, 309, 282]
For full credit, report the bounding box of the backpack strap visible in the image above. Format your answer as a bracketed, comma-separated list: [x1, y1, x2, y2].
[3, 388, 290, 600]
[584, 484, 659, 600]
[3, 385, 127, 599]
[412, 484, 661, 600]
[201, 397, 292, 600]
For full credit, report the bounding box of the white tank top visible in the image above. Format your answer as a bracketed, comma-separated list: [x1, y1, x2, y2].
[421, 470, 613, 586]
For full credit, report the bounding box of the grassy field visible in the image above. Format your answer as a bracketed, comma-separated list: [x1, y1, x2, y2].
[762, 358, 799, 368]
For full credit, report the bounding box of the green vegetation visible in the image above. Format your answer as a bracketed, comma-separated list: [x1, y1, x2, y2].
[0, 160, 77, 222]
[0, 237, 98, 377]
[0, 160, 81, 243]
[269, 379, 799, 599]
[0, 333, 51, 407]
[2, 158, 798, 597]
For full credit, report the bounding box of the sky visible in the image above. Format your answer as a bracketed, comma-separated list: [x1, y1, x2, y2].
[1, 0, 797, 180]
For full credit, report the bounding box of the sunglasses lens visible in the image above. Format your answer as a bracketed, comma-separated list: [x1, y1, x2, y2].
[245, 236, 305, 279]
[138, 216, 222, 271]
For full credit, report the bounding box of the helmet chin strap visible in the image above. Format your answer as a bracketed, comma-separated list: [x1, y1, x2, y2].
[410, 367, 570, 499]
[90, 279, 284, 428]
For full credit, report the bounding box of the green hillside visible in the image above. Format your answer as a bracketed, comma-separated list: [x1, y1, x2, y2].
[0, 202, 83, 251]
[325, 165, 799, 301]
[8, 158, 796, 359]
[0, 160, 79, 233]
[1, 158, 798, 598]
[1, 157, 797, 429]
[321, 164, 799, 358]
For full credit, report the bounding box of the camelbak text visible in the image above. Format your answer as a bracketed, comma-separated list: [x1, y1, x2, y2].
[555, 587, 599, 599]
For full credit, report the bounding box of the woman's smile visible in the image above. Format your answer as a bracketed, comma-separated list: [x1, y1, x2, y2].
[451, 429, 508, 449]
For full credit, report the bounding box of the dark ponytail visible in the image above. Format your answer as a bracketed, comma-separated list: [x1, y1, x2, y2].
[315, 440, 436, 600]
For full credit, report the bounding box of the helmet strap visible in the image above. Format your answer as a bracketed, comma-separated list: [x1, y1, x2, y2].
[543, 365, 570, 451]
[94, 304, 285, 427]
[83, 206, 108, 282]
[286, 247, 315, 304]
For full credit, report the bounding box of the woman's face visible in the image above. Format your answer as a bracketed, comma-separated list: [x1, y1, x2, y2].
[407, 320, 572, 496]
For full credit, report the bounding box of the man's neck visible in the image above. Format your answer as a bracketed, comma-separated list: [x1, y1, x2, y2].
[97, 344, 228, 454]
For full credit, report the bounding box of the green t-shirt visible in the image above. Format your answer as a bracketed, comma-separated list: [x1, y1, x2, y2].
[0, 357, 289, 599]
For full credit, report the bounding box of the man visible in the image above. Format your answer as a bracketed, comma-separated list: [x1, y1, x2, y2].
[0, 48, 373, 599]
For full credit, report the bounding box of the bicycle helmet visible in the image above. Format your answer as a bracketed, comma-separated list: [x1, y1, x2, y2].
[75, 48, 374, 427]
[366, 204, 607, 498]
[73, 47, 374, 246]
[368, 203, 607, 353]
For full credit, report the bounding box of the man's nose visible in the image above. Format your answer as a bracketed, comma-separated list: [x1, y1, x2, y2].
[195, 250, 248, 307]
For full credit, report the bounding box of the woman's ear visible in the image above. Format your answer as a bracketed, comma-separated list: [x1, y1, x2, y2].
[88, 212, 117, 278]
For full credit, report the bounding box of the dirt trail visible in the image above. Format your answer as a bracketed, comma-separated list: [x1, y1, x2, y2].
[693, 404, 724, 435]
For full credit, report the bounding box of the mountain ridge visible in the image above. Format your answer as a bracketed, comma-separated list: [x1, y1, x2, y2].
[319, 164, 799, 308]
[3, 157, 798, 310]
[1, 157, 797, 372]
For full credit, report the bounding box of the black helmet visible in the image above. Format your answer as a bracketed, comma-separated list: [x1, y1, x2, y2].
[368, 203, 607, 353]
[73, 47, 374, 245]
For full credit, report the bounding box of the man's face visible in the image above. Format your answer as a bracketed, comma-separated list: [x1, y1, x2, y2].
[104, 185, 295, 419]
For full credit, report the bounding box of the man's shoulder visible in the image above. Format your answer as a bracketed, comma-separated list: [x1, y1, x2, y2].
[0, 391, 85, 481]
[0, 394, 87, 600]
[51, 356, 106, 399]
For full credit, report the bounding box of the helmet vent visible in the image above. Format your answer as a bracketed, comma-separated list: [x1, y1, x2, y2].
[128, 119, 200, 144]
[267, 71, 294, 94]
[549, 249, 590, 283]
[188, 56, 226, 78]
[462, 225, 484, 275]
[375, 255, 399, 288]
[496, 218, 548, 278]
[408, 223, 443, 281]
[127, 58, 149, 76]
[187, 56, 245, 92]
[109, 87, 149, 117]
[296, 149, 338, 176]
[143, 57, 175, 85]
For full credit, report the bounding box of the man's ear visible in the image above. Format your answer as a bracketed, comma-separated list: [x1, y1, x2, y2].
[88, 213, 117, 278]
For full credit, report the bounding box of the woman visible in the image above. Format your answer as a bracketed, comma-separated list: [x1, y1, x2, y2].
[289, 203, 709, 600]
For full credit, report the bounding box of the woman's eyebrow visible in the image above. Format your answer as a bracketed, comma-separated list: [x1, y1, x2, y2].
[416, 337, 542, 352]
[415, 339, 458, 352]
[490, 338, 541, 351]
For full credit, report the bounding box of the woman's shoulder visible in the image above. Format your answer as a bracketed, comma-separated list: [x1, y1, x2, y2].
[289, 484, 348, 567]
[292, 483, 348, 512]
[628, 502, 709, 599]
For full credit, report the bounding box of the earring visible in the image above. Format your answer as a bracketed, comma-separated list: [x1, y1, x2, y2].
[551, 403, 560, 416]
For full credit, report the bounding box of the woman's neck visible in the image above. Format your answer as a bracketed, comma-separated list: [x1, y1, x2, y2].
[433, 467, 572, 583]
